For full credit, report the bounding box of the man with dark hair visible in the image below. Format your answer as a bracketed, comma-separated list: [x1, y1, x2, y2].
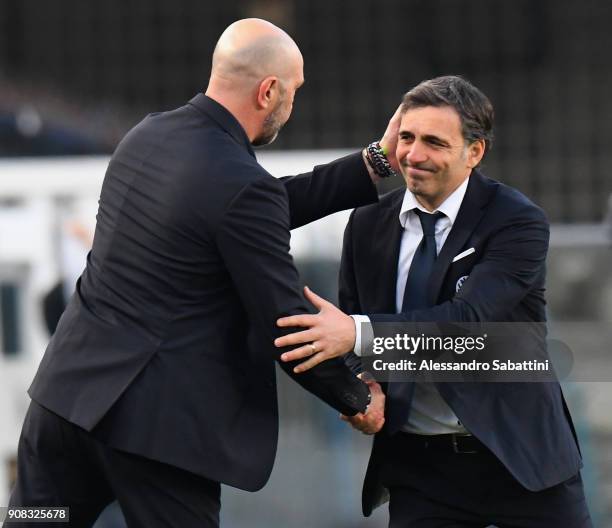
[276, 75, 593, 527]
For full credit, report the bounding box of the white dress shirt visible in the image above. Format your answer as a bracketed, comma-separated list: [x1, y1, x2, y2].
[352, 176, 471, 435]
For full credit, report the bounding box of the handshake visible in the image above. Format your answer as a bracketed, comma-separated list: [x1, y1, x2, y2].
[274, 285, 387, 435]
[341, 372, 386, 435]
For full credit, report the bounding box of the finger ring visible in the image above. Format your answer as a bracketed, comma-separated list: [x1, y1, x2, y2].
[309, 343, 317, 354]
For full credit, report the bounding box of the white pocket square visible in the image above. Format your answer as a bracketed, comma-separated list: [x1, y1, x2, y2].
[452, 247, 475, 263]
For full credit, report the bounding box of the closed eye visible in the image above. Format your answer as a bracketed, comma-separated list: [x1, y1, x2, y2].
[423, 135, 450, 148]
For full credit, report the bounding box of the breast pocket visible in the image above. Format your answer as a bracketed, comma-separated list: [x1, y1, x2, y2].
[448, 250, 477, 294]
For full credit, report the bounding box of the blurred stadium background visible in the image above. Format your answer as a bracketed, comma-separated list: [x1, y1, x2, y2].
[0, 1, 611, 526]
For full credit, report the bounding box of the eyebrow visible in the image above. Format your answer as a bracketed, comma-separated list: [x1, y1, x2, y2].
[399, 130, 452, 148]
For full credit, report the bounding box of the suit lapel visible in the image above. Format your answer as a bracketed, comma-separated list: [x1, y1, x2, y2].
[427, 171, 496, 305]
[369, 190, 404, 312]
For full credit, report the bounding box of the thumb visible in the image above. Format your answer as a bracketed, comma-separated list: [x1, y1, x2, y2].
[391, 103, 403, 123]
[365, 380, 383, 394]
[303, 285, 328, 311]
[383, 104, 403, 135]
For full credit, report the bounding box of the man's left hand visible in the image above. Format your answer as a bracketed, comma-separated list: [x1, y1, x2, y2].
[379, 103, 402, 172]
[275, 286, 355, 373]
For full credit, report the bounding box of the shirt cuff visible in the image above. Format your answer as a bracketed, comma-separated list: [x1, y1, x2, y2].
[350, 315, 372, 357]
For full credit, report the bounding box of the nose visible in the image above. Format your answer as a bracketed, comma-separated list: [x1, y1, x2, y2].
[404, 141, 428, 165]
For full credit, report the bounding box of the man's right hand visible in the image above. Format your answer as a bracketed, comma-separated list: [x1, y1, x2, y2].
[341, 375, 385, 435]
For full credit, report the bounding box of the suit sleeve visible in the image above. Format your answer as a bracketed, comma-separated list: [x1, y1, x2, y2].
[280, 152, 378, 229]
[216, 176, 370, 416]
[369, 205, 549, 325]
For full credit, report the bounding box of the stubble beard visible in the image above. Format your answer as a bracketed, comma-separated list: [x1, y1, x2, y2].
[253, 100, 286, 147]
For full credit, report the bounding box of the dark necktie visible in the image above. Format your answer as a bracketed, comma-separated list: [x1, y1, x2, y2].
[401, 210, 445, 312]
[388, 209, 445, 434]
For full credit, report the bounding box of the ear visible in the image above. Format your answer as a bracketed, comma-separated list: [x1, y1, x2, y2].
[466, 139, 486, 168]
[256, 76, 279, 110]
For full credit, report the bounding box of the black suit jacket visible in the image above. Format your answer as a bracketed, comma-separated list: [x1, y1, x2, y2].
[339, 170, 582, 515]
[29, 94, 377, 492]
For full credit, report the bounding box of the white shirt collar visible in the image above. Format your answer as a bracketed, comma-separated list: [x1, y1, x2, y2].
[399, 174, 470, 229]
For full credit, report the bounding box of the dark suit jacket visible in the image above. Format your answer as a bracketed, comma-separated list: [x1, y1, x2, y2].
[29, 94, 377, 492]
[339, 170, 582, 516]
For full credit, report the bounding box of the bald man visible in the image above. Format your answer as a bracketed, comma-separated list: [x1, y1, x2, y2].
[8, 19, 391, 528]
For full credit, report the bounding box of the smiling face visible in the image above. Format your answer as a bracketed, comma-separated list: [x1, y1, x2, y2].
[397, 105, 485, 211]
